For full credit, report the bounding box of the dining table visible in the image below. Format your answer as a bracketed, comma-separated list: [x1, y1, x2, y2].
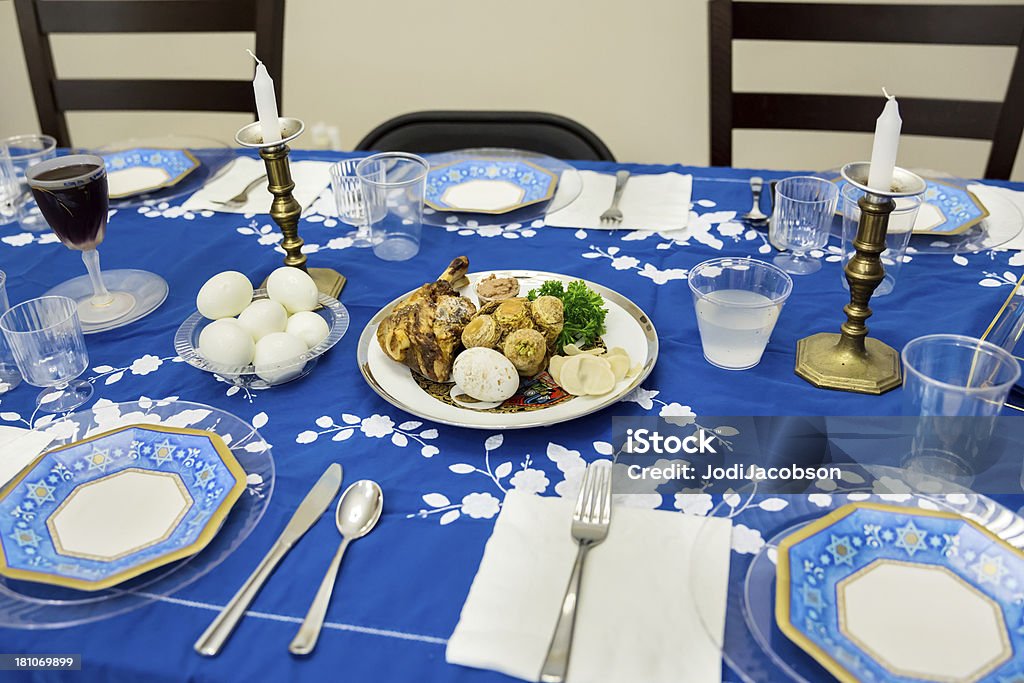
[0, 149, 1022, 682]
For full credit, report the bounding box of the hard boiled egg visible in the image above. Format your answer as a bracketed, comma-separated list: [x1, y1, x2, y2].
[198, 319, 255, 367]
[253, 332, 308, 384]
[451, 347, 519, 403]
[286, 311, 330, 349]
[266, 267, 318, 314]
[196, 271, 254, 320]
[237, 299, 288, 341]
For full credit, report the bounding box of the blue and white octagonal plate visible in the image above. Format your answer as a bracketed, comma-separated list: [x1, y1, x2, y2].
[101, 148, 200, 200]
[0, 424, 245, 591]
[777, 502, 1024, 683]
[425, 159, 558, 215]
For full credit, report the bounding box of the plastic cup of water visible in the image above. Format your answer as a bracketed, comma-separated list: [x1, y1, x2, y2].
[688, 257, 793, 370]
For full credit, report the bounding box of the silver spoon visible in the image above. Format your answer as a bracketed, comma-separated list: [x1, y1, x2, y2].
[289, 480, 383, 655]
[742, 176, 768, 224]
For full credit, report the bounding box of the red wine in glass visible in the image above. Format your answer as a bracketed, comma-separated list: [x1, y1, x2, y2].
[30, 162, 108, 250]
[26, 155, 135, 324]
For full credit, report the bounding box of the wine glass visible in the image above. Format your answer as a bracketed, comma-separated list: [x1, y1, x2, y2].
[25, 155, 168, 332]
[0, 296, 92, 412]
[769, 176, 839, 275]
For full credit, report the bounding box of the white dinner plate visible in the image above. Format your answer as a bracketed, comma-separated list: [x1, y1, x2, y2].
[357, 270, 658, 429]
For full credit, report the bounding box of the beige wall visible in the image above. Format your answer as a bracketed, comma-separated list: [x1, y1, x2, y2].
[1, 0, 1022, 180]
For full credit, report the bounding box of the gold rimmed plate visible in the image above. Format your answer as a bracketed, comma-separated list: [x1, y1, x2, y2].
[776, 502, 1024, 683]
[0, 424, 246, 591]
[357, 270, 658, 429]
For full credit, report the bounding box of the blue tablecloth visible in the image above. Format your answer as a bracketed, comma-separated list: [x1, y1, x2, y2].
[0, 152, 1021, 682]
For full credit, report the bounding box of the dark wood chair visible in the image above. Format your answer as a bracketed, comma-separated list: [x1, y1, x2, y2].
[14, 0, 286, 147]
[355, 111, 616, 162]
[709, 1, 1024, 179]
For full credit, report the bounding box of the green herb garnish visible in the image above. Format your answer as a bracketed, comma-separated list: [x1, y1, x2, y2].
[528, 280, 607, 351]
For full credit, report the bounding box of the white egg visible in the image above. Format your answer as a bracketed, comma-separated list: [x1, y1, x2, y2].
[266, 267, 319, 314]
[196, 271, 254, 320]
[237, 299, 288, 341]
[198, 319, 255, 367]
[286, 311, 330, 349]
[253, 332, 308, 384]
[451, 348, 519, 403]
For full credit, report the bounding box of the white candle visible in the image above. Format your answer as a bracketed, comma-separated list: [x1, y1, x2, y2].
[867, 88, 901, 192]
[248, 49, 281, 144]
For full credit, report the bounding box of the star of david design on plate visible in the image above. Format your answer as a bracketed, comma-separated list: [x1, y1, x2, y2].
[149, 438, 176, 466]
[825, 534, 858, 566]
[24, 480, 55, 506]
[11, 527, 41, 549]
[84, 448, 112, 473]
[777, 502, 1024, 683]
[973, 554, 1010, 586]
[894, 520, 929, 556]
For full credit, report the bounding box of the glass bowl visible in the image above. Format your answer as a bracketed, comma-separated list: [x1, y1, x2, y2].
[174, 288, 349, 388]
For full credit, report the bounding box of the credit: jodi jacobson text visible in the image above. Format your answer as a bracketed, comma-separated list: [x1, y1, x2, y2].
[625, 462, 842, 482]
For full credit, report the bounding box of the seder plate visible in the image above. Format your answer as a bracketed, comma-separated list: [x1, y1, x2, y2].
[357, 270, 658, 429]
[0, 424, 246, 591]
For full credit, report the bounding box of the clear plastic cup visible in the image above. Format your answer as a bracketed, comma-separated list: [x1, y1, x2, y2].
[841, 183, 922, 297]
[1, 134, 57, 232]
[356, 152, 428, 262]
[902, 334, 1020, 417]
[902, 334, 1021, 483]
[689, 257, 793, 370]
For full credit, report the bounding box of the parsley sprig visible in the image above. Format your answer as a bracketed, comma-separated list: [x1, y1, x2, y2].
[527, 280, 607, 351]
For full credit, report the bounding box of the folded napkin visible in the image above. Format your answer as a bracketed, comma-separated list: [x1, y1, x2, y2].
[0, 426, 54, 489]
[447, 491, 732, 683]
[969, 183, 1024, 251]
[181, 157, 333, 215]
[545, 171, 692, 231]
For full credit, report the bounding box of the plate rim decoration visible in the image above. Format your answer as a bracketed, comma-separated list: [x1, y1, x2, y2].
[101, 146, 201, 200]
[424, 158, 558, 215]
[775, 500, 1024, 683]
[0, 423, 247, 591]
[357, 269, 659, 430]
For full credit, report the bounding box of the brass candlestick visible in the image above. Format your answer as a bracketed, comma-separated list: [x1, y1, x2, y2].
[794, 162, 926, 394]
[235, 118, 345, 298]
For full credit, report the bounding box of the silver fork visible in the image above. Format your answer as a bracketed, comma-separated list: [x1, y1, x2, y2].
[540, 460, 613, 683]
[599, 170, 630, 225]
[211, 174, 267, 208]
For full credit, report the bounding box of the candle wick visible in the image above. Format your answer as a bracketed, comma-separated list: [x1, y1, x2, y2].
[882, 87, 893, 100]
[246, 48, 263, 66]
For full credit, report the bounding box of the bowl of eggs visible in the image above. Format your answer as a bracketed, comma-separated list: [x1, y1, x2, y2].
[174, 267, 349, 388]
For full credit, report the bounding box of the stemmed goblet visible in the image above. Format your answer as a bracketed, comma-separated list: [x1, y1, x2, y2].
[328, 159, 373, 248]
[769, 176, 839, 275]
[25, 155, 167, 332]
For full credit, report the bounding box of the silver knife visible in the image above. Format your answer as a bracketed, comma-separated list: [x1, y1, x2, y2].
[194, 463, 343, 656]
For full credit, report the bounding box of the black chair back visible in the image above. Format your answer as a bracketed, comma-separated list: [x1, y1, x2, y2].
[356, 111, 615, 162]
[709, 0, 1024, 179]
[14, 0, 286, 147]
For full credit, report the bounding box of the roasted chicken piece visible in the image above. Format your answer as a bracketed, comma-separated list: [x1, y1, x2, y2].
[376, 256, 476, 382]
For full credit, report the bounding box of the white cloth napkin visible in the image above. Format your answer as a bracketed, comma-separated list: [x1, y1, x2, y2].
[446, 491, 733, 683]
[969, 183, 1024, 251]
[0, 426, 54, 489]
[545, 171, 692, 231]
[180, 157, 333, 215]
